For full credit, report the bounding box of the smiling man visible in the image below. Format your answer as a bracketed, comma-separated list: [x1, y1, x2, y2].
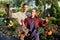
[12, 3, 31, 25]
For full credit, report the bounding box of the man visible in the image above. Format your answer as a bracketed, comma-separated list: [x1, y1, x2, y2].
[23, 3, 31, 17]
[12, 3, 31, 25]
[12, 3, 31, 40]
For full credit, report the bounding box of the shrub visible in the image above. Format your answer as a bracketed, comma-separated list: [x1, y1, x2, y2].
[0, 9, 7, 17]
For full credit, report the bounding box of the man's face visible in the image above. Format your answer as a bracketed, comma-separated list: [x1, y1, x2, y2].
[23, 5, 28, 12]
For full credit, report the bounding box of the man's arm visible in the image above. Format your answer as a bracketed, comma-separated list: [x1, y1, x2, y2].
[24, 18, 28, 27]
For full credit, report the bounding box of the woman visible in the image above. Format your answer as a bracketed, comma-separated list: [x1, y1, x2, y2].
[24, 8, 48, 40]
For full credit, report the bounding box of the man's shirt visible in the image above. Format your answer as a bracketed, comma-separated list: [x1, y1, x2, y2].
[26, 12, 31, 17]
[11, 12, 31, 25]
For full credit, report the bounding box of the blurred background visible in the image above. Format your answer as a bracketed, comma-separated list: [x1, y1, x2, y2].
[0, 0, 60, 40]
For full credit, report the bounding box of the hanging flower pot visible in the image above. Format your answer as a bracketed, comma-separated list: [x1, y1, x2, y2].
[3, 18, 14, 27]
[2, 18, 18, 31]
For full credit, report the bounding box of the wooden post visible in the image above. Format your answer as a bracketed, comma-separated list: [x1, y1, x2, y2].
[6, 3, 10, 18]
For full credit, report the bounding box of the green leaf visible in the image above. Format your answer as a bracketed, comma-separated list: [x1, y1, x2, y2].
[50, 17, 56, 21]
[0, 21, 6, 26]
[38, 27, 44, 34]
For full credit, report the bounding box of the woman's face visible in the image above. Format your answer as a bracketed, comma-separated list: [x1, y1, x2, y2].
[31, 9, 37, 16]
[48, 13, 50, 17]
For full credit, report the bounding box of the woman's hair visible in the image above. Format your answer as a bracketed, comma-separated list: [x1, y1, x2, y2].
[45, 13, 50, 17]
[31, 8, 39, 17]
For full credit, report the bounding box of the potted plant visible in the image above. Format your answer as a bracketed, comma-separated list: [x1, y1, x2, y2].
[18, 29, 26, 39]
[3, 18, 18, 31]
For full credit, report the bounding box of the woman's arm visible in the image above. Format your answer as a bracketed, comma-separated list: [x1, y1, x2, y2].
[39, 18, 48, 27]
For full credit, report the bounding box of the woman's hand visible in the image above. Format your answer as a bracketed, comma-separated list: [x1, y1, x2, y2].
[45, 17, 49, 23]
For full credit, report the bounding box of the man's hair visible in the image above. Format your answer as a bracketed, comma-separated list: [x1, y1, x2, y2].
[23, 3, 28, 7]
[31, 8, 39, 17]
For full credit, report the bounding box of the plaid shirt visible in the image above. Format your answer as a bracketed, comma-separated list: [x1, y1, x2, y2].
[24, 17, 47, 29]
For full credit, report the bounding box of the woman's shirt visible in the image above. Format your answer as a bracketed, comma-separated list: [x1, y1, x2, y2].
[24, 17, 47, 29]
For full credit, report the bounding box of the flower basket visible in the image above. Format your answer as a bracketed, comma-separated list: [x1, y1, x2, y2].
[2, 18, 18, 31]
[39, 24, 58, 40]
[44, 24, 57, 35]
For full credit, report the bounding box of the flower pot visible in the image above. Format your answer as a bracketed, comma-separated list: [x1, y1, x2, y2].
[51, 27, 55, 32]
[20, 34, 25, 38]
[44, 31, 48, 35]
[47, 31, 52, 35]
